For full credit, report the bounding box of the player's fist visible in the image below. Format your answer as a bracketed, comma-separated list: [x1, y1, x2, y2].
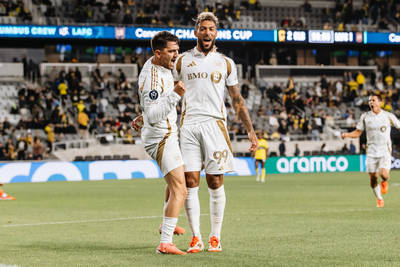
[248, 131, 258, 152]
[174, 81, 185, 96]
[341, 132, 347, 139]
[130, 115, 143, 132]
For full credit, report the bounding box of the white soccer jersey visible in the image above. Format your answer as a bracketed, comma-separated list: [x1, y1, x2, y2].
[173, 47, 238, 125]
[356, 110, 400, 157]
[138, 57, 181, 144]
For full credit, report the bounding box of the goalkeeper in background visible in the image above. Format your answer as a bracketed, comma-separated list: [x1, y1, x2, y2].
[253, 132, 269, 183]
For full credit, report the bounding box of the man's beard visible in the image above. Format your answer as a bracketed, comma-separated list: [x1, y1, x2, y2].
[198, 38, 216, 53]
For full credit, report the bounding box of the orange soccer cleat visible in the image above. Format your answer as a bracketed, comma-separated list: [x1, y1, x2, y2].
[187, 236, 204, 253]
[208, 236, 222, 252]
[381, 181, 389, 195]
[376, 199, 384, 208]
[156, 243, 186, 255]
[0, 191, 15, 200]
[159, 224, 185, 235]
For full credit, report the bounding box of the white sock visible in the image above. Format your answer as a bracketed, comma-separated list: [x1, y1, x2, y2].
[184, 187, 201, 239]
[160, 217, 178, 244]
[373, 185, 383, 200]
[208, 185, 226, 240]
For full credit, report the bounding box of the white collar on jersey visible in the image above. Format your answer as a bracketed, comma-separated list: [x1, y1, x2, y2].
[192, 46, 218, 57]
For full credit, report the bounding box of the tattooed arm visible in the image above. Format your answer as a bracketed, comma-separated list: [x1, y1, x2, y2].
[227, 84, 258, 152]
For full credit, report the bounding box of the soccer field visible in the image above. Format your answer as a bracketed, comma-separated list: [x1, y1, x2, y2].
[1, 171, 400, 267]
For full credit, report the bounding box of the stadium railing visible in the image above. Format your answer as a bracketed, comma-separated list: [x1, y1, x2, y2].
[40, 63, 139, 81]
[255, 65, 377, 83]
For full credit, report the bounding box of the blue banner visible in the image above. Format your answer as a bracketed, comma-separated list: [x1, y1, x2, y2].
[1, 25, 399, 45]
[0, 158, 254, 183]
[0, 25, 274, 42]
[365, 32, 400, 44]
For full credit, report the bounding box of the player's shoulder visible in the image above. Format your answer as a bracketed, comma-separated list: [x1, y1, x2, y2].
[361, 111, 372, 118]
[177, 50, 192, 61]
[214, 51, 234, 63]
[382, 110, 395, 117]
[174, 50, 192, 74]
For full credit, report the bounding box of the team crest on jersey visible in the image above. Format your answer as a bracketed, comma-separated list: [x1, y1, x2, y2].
[380, 126, 387, 132]
[211, 71, 222, 83]
[149, 90, 159, 100]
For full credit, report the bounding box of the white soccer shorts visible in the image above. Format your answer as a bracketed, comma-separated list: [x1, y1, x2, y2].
[365, 154, 391, 173]
[180, 119, 234, 174]
[144, 132, 184, 176]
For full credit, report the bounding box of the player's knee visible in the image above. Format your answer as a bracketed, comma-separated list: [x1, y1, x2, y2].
[380, 170, 390, 180]
[207, 178, 223, 189]
[186, 177, 198, 188]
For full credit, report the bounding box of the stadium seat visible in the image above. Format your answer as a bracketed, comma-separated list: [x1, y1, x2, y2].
[74, 156, 84, 161]
[84, 155, 94, 161]
[103, 155, 112, 160]
[122, 154, 131, 160]
[113, 155, 121, 160]
[94, 155, 102, 161]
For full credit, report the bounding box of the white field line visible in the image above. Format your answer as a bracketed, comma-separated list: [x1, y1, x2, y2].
[2, 214, 208, 228]
[0, 264, 20, 267]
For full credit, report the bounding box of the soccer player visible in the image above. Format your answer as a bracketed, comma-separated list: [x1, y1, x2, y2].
[173, 12, 257, 252]
[342, 94, 400, 208]
[0, 183, 15, 200]
[138, 31, 187, 254]
[253, 132, 269, 183]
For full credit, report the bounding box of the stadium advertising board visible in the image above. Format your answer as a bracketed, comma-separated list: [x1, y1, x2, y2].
[1, 25, 399, 45]
[0, 158, 253, 183]
[364, 32, 400, 44]
[0, 25, 274, 42]
[265, 155, 362, 174]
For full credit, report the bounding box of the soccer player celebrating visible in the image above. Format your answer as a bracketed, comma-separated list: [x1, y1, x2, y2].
[253, 132, 269, 183]
[342, 94, 400, 208]
[173, 12, 257, 252]
[138, 31, 187, 254]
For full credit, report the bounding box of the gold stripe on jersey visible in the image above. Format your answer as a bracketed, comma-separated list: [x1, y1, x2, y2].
[180, 100, 187, 128]
[176, 55, 184, 75]
[224, 57, 232, 76]
[156, 118, 171, 168]
[217, 120, 233, 153]
[389, 117, 394, 126]
[151, 66, 155, 90]
[220, 103, 225, 121]
[139, 77, 146, 93]
[160, 78, 165, 93]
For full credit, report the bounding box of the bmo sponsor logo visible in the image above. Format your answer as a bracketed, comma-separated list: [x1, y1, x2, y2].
[276, 156, 349, 173]
[388, 33, 400, 43]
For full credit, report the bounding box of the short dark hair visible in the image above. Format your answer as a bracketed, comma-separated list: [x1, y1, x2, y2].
[151, 31, 179, 53]
[371, 93, 382, 101]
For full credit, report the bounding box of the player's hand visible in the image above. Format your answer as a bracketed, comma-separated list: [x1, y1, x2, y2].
[341, 132, 347, 139]
[174, 81, 185, 96]
[248, 131, 258, 152]
[130, 115, 143, 132]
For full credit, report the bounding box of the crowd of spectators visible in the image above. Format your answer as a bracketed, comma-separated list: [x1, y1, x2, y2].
[2, 61, 400, 161]
[0, 0, 32, 22]
[230, 66, 400, 148]
[321, 0, 400, 31]
[0, 63, 141, 161]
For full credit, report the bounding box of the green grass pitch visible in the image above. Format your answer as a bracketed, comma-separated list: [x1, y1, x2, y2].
[1, 171, 400, 267]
